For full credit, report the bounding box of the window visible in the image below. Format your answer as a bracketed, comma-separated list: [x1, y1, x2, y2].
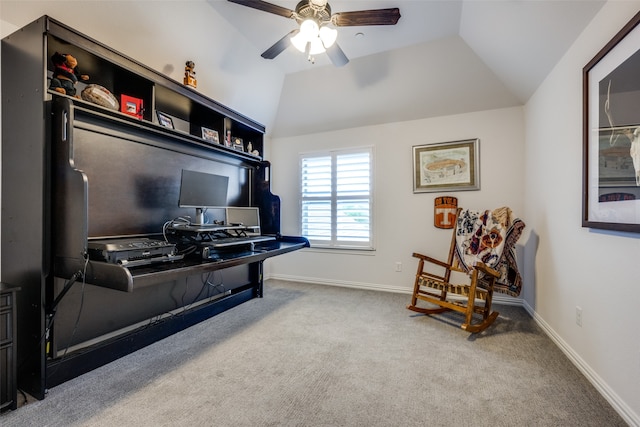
[300, 147, 373, 250]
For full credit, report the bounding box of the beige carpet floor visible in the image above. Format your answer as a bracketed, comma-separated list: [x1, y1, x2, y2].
[1, 279, 627, 426]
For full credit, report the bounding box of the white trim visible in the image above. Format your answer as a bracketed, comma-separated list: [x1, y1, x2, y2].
[268, 273, 406, 294]
[266, 274, 523, 306]
[522, 300, 639, 427]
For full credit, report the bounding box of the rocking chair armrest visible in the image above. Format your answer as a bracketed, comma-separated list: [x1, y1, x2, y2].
[472, 262, 500, 278]
[412, 252, 450, 269]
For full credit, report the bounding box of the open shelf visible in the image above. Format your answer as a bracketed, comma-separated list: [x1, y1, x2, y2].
[46, 24, 264, 159]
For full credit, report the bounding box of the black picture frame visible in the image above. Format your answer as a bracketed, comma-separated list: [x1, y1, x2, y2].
[583, 11, 640, 233]
[201, 127, 219, 144]
[156, 111, 174, 129]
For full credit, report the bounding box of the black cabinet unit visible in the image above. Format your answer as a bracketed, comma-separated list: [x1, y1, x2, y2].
[0, 283, 20, 412]
[1, 16, 307, 400]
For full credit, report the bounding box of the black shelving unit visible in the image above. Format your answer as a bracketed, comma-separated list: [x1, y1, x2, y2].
[1, 16, 307, 400]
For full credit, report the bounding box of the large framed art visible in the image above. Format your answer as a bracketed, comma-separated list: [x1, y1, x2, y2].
[413, 139, 480, 193]
[583, 11, 640, 232]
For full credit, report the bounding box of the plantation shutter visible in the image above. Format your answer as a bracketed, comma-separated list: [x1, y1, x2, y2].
[301, 147, 373, 249]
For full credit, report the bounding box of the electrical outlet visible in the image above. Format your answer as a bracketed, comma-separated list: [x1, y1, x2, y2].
[575, 306, 583, 327]
[395, 262, 402, 272]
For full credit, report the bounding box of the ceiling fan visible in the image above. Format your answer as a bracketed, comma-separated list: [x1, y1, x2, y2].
[227, 0, 401, 67]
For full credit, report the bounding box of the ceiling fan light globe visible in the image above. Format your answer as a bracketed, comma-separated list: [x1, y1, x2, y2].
[299, 18, 319, 39]
[319, 26, 337, 48]
[309, 38, 326, 55]
[290, 32, 308, 53]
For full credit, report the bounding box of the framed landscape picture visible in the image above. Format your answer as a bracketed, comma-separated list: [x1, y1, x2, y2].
[413, 139, 480, 193]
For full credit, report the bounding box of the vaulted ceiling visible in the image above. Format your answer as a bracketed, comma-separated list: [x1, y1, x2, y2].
[1, 1, 606, 139]
[209, 0, 605, 138]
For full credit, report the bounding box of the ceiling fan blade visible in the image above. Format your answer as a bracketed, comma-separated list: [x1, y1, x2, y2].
[325, 42, 349, 67]
[227, 0, 295, 19]
[333, 8, 401, 26]
[261, 29, 299, 59]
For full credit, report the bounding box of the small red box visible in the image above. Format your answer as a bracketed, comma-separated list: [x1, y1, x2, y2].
[120, 94, 144, 119]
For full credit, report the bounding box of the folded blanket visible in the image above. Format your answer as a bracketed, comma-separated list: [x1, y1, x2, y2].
[452, 207, 525, 297]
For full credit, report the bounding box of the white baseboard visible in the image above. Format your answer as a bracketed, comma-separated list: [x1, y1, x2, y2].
[267, 273, 408, 294]
[266, 273, 639, 427]
[266, 273, 524, 306]
[522, 300, 639, 427]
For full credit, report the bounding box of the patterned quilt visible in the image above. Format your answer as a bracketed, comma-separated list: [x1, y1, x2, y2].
[452, 207, 526, 297]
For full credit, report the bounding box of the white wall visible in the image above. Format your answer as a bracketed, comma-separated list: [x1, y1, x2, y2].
[524, 1, 640, 424]
[267, 106, 526, 299]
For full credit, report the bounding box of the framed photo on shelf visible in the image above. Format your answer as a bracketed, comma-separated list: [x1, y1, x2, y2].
[156, 111, 174, 129]
[120, 94, 143, 119]
[413, 139, 479, 193]
[583, 11, 640, 233]
[201, 127, 219, 144]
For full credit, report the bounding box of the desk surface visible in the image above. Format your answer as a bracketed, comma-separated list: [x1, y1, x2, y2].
[56, 236, 309, 292]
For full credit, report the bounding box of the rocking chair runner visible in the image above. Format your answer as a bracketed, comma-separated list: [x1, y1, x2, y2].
[407, 207, 525, 333]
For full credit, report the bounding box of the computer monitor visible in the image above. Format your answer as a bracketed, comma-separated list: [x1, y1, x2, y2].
[226, 207, 261, 235]
[178, 169, 229, 225]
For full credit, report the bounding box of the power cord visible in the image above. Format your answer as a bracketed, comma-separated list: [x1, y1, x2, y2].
[44, 256, 89, 380]
[162, 216, 191, 241]
[17, 262, 86, 373]
[204, 270, 225, 295]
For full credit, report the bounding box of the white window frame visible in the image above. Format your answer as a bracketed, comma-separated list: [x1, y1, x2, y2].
[299, 146, 374, 250]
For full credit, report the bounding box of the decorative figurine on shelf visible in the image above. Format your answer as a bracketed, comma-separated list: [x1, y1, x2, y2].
[49, 52, 89, 97]
[184, 61, 197, 88]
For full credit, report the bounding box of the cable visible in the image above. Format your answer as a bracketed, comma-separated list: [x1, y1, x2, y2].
[46, 269, 84, 317]
[180, 277, 190, 311]
[15, 264, 86, 374]
[42, 267, 85, 351]
[51, 257, 89, 365]
[203, 270, 226, 301]
[181, 277, 210, 313]
[162, 216, 191, 242]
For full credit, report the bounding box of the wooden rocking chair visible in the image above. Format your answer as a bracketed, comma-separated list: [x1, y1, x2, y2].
[407, 207, 522, 333]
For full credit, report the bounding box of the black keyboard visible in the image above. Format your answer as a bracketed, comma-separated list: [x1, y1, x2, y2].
[208, 235, 275, 248]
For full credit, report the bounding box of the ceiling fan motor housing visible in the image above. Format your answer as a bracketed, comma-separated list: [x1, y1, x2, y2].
[295, 0, 332, 24]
